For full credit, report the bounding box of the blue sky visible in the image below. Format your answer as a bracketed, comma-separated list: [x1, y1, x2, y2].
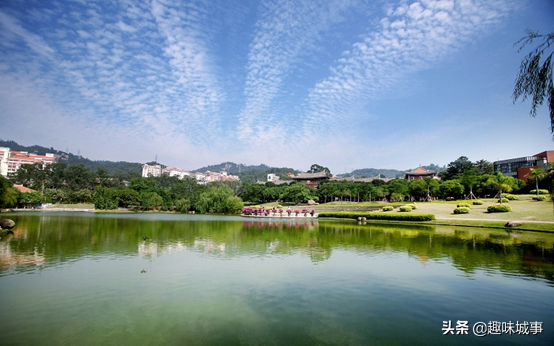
[1, 0, 553, 173]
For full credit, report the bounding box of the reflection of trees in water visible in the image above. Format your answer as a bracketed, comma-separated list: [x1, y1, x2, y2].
[1, 214, 553, 282]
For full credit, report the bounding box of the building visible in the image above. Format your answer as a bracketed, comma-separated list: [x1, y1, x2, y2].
[405, 167, 436, 181]
[267, 173, 280, 182]
[162, 167, 191, 179]
[141, 164, 162, 177]
[291, 171, 330, 188]
[493, 150, 554, 182]
[0, 147, 56, 177]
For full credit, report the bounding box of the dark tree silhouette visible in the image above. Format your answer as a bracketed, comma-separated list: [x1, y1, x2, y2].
[513, 30, 554, 138]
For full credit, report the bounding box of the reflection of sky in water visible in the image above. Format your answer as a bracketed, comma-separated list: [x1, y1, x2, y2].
[0, 214, 553, 345]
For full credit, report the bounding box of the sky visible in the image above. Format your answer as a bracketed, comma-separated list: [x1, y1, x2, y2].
[1, 0, 553, 174]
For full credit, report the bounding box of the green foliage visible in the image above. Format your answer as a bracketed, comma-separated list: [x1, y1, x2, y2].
[18, 191, 43, 208]
[280, 183, 318, 204]
[116, 188, 141, 208]
[44, 189, 66, 203]
[196, 185, 244, 214]
[498, 198, 509, 203]
[0, 175, 18, 208]
[530, 189, 549, 194]
[532, 195, 547, 201]
[453, 207, 470, 214]
[398, 206, 412, 212]
[382, 206, 394, 212]
[472, 200, 484, 205]
[439, 180, 464, 199]
[439, 156, 475, 180]
[457, 203, 471, 208]
[308, 164, 331, 176]
[175, 198, 191, 213]
[504, 194, 520, 200]
[93, 186, 119, 210]
[487, 204, 512, 213]
[513, 31, 554, 138]
[318, 211, 435, 222]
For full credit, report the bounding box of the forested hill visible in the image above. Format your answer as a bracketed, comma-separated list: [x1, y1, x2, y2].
[342, 168, 404, 179]
[0, 139, 142, 176]
[343, 164, 445, 179]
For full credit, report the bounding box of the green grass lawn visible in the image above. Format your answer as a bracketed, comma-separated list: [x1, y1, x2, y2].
[281, 195, 554, 231]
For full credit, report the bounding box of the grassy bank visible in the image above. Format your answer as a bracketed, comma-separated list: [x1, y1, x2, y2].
[264, 195, 554, 232]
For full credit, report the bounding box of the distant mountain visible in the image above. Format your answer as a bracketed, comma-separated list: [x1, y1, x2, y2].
[341, 168, 405, 179]
[340, 164, 445, 179]
[193, 162, 271, 174]
[193, 162, 299, 183]
[0, 139, 142, 176]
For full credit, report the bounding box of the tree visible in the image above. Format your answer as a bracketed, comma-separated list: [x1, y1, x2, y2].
[308, 164, 331, 176]
[0, 176, 19, 208]
[439, 180, 464, 200]
[487, 173, 514, 203]
[280, 183, 318, 204]
[529, 167, 547, 195]
[439, 156, 475, 181]
[513, 31, 554, 138]
[18, 191, 43, 208]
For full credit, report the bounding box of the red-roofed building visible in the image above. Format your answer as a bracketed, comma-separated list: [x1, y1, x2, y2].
[405, 167, 436, 181]
[0, 147, 56, 177]
[14, 185, 37, 193]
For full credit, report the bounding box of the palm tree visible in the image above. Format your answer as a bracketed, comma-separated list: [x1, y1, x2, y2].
[528, 167, 547, 195]
[488, 172, 513, 204]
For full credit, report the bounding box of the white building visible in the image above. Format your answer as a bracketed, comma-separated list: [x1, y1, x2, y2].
[0, 147, 56, 177]
[141, 164, 162, 177]
[162, 167, 191, 179]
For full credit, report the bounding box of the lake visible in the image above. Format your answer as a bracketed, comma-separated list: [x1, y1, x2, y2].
[0, 212, 553, 345]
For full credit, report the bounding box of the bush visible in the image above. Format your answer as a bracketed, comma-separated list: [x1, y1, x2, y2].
[532, 195, 547, 201]
[487, 204, 511, 213]
[399, 206, 412, 212]
[457, 203, 471, 208]
[318, 211, 435, 222]
[472, 200, 484, 205]
[497, 198, 509, 203]
[504, 194, 519, 200]
[382, 206, 394, 212]
[409, 203, 417, 209]
[530, 189, 549, 195]
[453, 207, 470, 214]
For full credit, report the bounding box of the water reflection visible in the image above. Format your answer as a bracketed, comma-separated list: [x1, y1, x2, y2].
[0, 212, 553, 284]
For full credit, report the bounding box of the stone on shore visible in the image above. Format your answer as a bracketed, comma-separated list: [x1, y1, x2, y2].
[505, 221, 522, 228]
[0, 219, 15, 229]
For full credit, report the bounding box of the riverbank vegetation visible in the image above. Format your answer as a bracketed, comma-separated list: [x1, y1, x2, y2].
[1, 156, 554, 220]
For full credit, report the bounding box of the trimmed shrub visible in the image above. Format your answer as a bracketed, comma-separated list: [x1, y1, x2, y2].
[530, 189, 549, 195]
[497, 198, 509, 203]
[504, 194, 519, 200]
[457, 203, 471, 208]
[472, 200, 484, 205]
[453, 207, 470, 214]
[382, 206, 394, 212]
[318, 211, 435, 222]
[399, 206, 412, 212]
[532, 195, 547, 201]
[487, 204, 511, 213]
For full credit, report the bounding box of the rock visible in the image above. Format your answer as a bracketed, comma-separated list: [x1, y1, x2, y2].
[0, 219, 15, 229]
[505, 221, 522, 228]
[308, 200, 317, 205]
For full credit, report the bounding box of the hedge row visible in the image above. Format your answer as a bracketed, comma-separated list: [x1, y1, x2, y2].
[453, 207, 470, 214]
[530, 189, 549, 195]
[318, 211, 435, 222]
[487, 204, 511, 213]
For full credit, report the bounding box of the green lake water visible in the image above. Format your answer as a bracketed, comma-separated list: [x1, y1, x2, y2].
[0, 212, 553, 345]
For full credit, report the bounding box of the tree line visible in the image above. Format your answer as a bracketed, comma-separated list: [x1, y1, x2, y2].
[1, 156, 553, 211]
